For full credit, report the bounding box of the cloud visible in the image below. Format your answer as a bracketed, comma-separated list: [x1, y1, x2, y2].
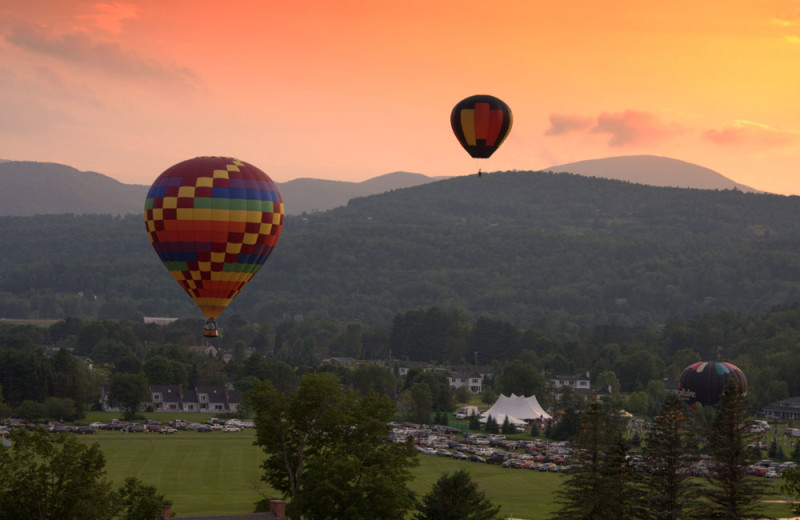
[545, 114, 593, 136]
[591, 110, 681, 147]
[5, 24, 198, 87]
[704, 120, 798, 148]
[77, 2, 139, 33]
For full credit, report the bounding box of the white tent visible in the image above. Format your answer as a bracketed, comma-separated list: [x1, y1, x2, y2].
[480, 393, 552, 424]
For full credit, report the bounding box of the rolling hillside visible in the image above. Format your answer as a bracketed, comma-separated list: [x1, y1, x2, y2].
[1, 170, 799, 327]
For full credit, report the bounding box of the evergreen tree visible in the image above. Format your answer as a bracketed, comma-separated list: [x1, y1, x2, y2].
[792, 441, 800, 463]
[415, 469, 502, 520]
[501, 416, 515, 434]
[468, 413, 481, 431]
[550, 401, 637, 520]
[484, 415, 499, 434]
[703, 381, 766, 520]
[640, 393, 700, 520]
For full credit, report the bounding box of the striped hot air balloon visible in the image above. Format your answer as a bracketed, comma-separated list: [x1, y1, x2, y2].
[450, 94, 513, 159]
[144, 157, 284, 337]
[678, 361, 747, 407]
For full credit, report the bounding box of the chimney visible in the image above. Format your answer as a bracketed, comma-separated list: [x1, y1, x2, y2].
[270, 499, 286, 519]
[161, 504, 171, 520]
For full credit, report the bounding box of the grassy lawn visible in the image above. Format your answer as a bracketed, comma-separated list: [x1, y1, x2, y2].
[79, 429, 797, 519]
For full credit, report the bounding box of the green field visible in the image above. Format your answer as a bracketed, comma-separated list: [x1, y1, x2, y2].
[79, 429, 796, 519]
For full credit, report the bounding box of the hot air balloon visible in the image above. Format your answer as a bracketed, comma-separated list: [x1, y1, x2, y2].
[678, 361, 747, 408]
[144, 157, 284, 337]
[450, 95, 513, 161]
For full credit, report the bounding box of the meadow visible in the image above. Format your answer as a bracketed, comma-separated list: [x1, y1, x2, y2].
[78, 427, 795, 519]
[82, 427, 562, 519]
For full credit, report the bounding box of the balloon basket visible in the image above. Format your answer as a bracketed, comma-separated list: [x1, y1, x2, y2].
[203, 318, 219, 338]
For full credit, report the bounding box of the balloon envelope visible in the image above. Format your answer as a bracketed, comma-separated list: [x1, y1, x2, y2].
[144, 157, 284, 330]
[678, 361, 747, 407]
[450, 95, 513, 159]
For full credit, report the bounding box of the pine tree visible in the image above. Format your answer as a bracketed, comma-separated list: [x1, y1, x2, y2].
[550, 401, 637, 520]
[415, 469, 502, 520]
[501, 416, 514, 434]
[703, 381, 766, 520]
[485, 415, 499, 434]
[640, 393, 700, 520]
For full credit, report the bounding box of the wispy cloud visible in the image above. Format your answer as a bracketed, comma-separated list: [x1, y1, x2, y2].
[591, 110, 682, 147]
[704, 120, 798, 148]
[77, 2, 139, 33]
[544, 114, 593, 136]
[6, 24, 198, 88]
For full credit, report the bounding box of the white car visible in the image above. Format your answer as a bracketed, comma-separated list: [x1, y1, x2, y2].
[221, 426, 241, 433]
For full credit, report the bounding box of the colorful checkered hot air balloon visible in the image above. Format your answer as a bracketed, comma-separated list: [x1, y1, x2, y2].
[144, 157, 284, 337]
[450, 94, 513, 160]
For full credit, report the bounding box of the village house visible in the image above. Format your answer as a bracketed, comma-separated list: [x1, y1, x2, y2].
[101, 384, 243, 413]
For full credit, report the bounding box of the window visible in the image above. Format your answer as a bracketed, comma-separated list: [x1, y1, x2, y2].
[153, 393, 161, 401]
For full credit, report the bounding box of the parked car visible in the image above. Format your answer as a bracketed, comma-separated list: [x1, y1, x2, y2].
[221, 426, 241, 433]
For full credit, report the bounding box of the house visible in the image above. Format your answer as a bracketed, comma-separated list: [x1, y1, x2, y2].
[551, 372, 591, 392]
[101, 384, 242, 413]
[151, 385, 183, 412]
[185, 345, 219, 358]
[446, 371, 483, 394]
[143, 317, 180, 326]
[763, 396, 800, 421]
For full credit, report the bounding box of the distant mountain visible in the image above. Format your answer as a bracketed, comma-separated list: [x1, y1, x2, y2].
[278, 172, 448, 214]
[0, 161, 445, 216]
[0, 156, 757, 217]
[545, 155, 758, 192]
[0, 161, 148, 216]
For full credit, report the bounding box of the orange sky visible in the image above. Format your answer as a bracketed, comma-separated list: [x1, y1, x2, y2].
[1, 0, 798, 194]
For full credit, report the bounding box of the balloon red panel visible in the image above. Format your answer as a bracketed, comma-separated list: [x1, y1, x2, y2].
[678, 361, 747, 407]
[144, 157, 284, 320]
[450, 95, 513, 159]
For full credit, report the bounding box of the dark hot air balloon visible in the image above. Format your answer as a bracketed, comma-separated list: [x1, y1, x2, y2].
[450, 94, 513, 159]
[678, 361, 747, 407]
[144, 157, 284, 337]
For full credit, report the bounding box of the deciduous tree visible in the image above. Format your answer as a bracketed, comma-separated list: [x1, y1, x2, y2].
[251, 372, 418, 520]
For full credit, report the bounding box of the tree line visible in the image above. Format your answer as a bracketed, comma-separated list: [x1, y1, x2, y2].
[3, 301, 800, 422]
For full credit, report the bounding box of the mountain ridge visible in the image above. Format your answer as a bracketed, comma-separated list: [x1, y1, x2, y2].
[0, 156, 762, 217]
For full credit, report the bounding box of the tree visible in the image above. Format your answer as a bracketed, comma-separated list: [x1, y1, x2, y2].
[400, 382, 433, 424]
[704, 381, 766, 520]
[640, 393, 700, 520]
[497, 360, 546, 398]
[251, 372, 418, 520]
[116, 477, 169, 520]
[108, 372, 149, 420]
[415, 469, 502, 520]
[547, 387, 584, 441]
[550, 401, 637, 520]
[0, 429, 116, 520]
[781, 467, 800, 516]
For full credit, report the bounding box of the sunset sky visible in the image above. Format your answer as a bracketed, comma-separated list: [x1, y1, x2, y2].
[1, 0, 798, 194]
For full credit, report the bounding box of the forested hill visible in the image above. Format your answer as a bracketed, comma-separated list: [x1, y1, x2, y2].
[2, 170, 800, 327]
